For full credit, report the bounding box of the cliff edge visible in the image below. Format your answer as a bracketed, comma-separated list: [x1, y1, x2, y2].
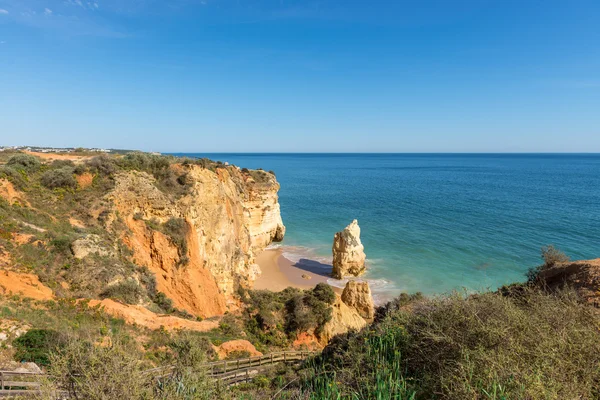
[106, 165, 286, 318]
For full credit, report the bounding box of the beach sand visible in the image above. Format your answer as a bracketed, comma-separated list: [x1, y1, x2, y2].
[254, 248, 338, 292]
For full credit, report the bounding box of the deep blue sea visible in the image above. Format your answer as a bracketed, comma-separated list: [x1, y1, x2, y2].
[175, 153, 600, 303]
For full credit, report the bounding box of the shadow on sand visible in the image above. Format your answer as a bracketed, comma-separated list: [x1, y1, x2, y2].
[292, 258, 333, 279]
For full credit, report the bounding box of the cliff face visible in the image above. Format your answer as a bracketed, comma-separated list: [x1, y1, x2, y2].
[106, 165, 285, 318]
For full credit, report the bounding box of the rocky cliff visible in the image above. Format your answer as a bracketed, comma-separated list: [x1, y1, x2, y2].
[332, 220, 366, 279]
[106, 165, 285, 318]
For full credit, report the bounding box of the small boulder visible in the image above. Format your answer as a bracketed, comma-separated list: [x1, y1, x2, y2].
[71, 234, 114, 259]
[332, 220, 366, 279]
[341, 280, 375, 320]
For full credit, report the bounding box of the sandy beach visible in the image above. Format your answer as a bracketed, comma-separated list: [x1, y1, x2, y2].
[254, 248, 338, 292]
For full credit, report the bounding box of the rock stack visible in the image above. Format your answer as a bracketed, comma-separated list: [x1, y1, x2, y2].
[332, 219, 366, 279]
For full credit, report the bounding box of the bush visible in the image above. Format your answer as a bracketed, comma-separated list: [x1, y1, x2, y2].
[47, 336, 152, 399]
[541, 244, 569, 266]
[40, 167, 77, 189]
[50, 160, 75, 169]
[527, 245, 570, 283]
[13, 329, 63, 366]
[7, 154, 41, 171]
[50, 236, 72, 255]
[0, 166, 27, 189]
[154, 291, 174, 313]
[100, 280, 144, 305]
[86, 155, 117, 175]
[312, 283, 336, 304]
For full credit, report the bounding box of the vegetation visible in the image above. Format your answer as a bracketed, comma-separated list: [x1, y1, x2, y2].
[100, 280, 145, 305]
[293, 285, 600, 400]
[40, 166, 78, 189]
[13, 329, 63, 366]
[6, 154, 41, 171]
[237, 283, 336, 349]
[527, 245, 571, 284]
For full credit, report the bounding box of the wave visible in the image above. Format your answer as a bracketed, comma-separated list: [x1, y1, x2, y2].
[272, 243, 398, 306]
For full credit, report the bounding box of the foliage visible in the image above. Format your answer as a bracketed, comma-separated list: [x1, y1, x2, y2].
[527, 245, 570, 283]
[47, 335, 153, 400]
[86, 155, 117, 175]
[100, 280, 144, 305]
[301, 287, 600, 399]
[6, 154, 41, 171]
[540, 244, 570, 265]
[312, 282, 336, 304]
[239, 285, 336, 349]
[40, 166, 78, 189]
[13, 329, 63, 366]
[162, 217, 190, 264]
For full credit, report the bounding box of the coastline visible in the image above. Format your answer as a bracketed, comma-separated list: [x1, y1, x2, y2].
[255, 248, 339, 292]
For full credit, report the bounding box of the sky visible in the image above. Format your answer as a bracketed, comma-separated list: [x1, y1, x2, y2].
[0, 0, 599, 153]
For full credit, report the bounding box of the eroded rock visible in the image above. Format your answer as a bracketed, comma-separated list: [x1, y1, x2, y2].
[71, 234, 115, 259]
[332, 220, 366, 279]
[213, 339, 262, 360]
[341, 280, 375, 320]
[319, 295, 367, 344]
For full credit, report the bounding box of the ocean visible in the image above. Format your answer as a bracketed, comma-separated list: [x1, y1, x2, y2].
[175, 153, 600, 303]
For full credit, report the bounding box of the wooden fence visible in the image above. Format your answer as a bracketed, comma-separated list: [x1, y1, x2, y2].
[0, 370, 44, 397]
[0, 350, 315, 397]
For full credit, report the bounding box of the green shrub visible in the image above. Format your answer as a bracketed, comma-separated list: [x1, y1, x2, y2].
[138, 265, 157, 298]
[154, 291, 174, 313]
[50, 236, 72, 255]
[241, 285, 335, 346]
[40, 167, 77, 189]
[86, 155, 117, 175]
[0, 166, 28, 189]
[312, 282, 336, 304]
[7, 154, 41, 171]
[100, 280, 144, 305]
[13, 329, 63, 366]
[527, 245, 570, 283]
[50, 160, 75, 168]
[47, 336, 153, 399]
[162, 218, 189, 251]
[540, 244, 569, 266]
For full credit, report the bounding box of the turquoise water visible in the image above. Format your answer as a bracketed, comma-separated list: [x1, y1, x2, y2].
[176, 153, 600, 302]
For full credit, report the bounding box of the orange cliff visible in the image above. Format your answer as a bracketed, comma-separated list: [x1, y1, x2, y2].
[105, 165, 285, 318]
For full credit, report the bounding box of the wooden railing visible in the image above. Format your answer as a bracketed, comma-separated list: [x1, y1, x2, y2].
[148, 350, 315, 385]
[0, 370, 44, 397]
[0, 350, 315, 396]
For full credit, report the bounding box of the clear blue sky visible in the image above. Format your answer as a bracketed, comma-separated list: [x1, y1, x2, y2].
[1, 0, 599, 152]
